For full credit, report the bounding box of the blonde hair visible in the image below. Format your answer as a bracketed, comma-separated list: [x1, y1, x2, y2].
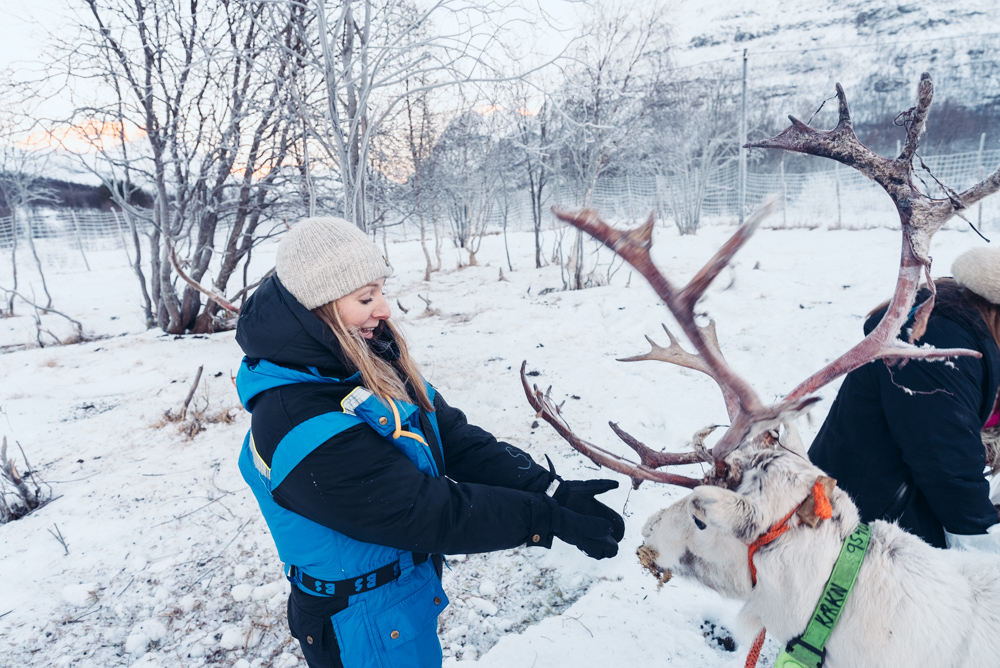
[311, 302, 433, 412]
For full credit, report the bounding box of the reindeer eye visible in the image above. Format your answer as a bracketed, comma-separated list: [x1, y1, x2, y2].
[693, 516, 707, 531]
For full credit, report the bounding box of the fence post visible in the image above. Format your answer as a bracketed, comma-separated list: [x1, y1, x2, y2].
[779, 159, 787, 228]
[738, 48, 748, 224]
[626, 174, 636, 221]
[112, 209, 134, 266]
[978, 132, 986, 229]
[835, 162, 842, 228]
[655, 173, 665, 224]
[70, 211, 91, 271]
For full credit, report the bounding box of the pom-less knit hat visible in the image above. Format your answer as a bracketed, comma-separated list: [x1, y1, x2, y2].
[952, 246, 1000, 305]
[276, 216, 392, 310]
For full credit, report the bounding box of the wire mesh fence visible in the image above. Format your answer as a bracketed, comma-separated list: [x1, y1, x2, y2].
[543, 147, 1000, 232]
[0, 208, 141, 251]
[1, 147, 998, 253]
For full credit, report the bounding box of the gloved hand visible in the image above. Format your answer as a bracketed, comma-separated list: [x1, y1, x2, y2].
[553, 506, 619, 559]
[547, 456, 626, 542]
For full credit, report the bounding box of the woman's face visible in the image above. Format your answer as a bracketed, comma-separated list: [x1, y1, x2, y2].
[336, 278, 391, 339]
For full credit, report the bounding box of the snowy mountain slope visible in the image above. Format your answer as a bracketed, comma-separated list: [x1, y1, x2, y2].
[667, 0, 1000, 118]
[1, 215, 995, 667]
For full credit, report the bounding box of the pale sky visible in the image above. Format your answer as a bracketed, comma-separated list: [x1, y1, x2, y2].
[0, 1, 69, 71]
[0, 0, 582, 125]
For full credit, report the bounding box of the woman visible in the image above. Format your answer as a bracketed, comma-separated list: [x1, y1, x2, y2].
[809, 246, 1000, 551]
[234, 217, 624, 667]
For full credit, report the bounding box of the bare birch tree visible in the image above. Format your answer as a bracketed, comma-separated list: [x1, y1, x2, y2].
[59, 0, 302, 334]
[648, 73, 741, 234]
[269, 0, 549, 232]
[547, 1, 670, 288]
[511, 85, 552, 269]
[0, 146, 59, 314]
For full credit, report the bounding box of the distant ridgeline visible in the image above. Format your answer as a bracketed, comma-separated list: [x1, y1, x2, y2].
[0, 175, 153, 220]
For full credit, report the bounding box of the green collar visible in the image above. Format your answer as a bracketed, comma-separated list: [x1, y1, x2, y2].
[773, 523, 871, 668]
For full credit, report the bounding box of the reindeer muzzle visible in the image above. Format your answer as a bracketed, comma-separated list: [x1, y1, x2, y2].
[637, 544, 672, 587]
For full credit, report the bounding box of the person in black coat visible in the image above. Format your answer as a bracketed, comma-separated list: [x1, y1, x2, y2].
[235, 216, 625, 668]
[809, 247, 1000, 550]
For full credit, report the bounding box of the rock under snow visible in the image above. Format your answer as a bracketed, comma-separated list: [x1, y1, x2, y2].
[231, 583, 253, 602]
[124, 631, 150, 655]
[467, 596, 498, 616]
[61, 582, 98, 607]
[219, 624, 246, 650]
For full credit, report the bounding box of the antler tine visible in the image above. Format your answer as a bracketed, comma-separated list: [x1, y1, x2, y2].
[898, 73, 932, 164]
[617, 322, 740, 422]
[678, 195, 779, 315]
[746, 83, 885, 183]
[607, 421, 711, 468]
[520, 362, 703, 489]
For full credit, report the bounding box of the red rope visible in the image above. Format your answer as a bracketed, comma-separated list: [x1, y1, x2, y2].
[745, 628, 768, 668]
[813, 479, 833, 520]
[746, 506, 797, 587]
[746, 479, 833, 586]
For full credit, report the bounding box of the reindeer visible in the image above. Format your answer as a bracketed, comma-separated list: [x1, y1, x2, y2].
[522, 73, 1000, 667]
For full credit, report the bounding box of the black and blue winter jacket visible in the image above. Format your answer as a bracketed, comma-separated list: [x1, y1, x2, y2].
[235, 274, 560, 566]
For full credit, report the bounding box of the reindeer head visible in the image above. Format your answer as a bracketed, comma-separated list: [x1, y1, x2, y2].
[639, 444, 859, 600]
[522, 73, 1000, 589]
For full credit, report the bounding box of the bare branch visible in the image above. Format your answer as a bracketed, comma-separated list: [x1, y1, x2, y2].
[520, 362, 703, 489]
[168, 246, 239, 315]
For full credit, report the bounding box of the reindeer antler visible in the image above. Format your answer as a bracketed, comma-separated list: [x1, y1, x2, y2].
[520, 361, 706, 489]
[748, 73, 993, 403]
[524, 74, 991, 489]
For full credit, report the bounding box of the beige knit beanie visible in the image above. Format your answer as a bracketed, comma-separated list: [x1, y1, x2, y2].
[276, 217, 392, 310]
[952, 246, 1000, 305]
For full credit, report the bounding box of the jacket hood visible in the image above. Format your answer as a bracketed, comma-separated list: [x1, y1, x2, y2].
[236, 274, 352, 377]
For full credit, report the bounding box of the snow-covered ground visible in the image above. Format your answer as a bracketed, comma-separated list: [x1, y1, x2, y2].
[0, 213, 991, 667]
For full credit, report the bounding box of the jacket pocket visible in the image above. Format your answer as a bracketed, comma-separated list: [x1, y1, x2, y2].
[288, 595, 343, 668]
[369, 565, 449, 667]
[329, 599, 381, 668]
[329, 564, 449, 668]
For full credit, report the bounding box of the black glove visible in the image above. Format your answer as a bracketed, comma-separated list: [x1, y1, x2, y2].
[553, 506, 619, 559]
[547, 456, 626, 542]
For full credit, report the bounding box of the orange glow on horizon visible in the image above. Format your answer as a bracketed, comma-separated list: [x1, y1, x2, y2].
[17, 120, 147, 154]
[472, 104, 503, 115]
[233, 162, 278, 181]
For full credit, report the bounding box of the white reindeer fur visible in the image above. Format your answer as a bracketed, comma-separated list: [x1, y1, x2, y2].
[641, 446, 1000, 667]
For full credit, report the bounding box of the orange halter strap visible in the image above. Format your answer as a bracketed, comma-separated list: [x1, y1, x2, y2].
[746, 479, 833, 588]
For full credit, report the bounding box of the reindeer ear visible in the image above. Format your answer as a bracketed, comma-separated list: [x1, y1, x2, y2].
[690, 485, 764, 542]
[796, 475, 837, 528]
[778, 419, 807, 457]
